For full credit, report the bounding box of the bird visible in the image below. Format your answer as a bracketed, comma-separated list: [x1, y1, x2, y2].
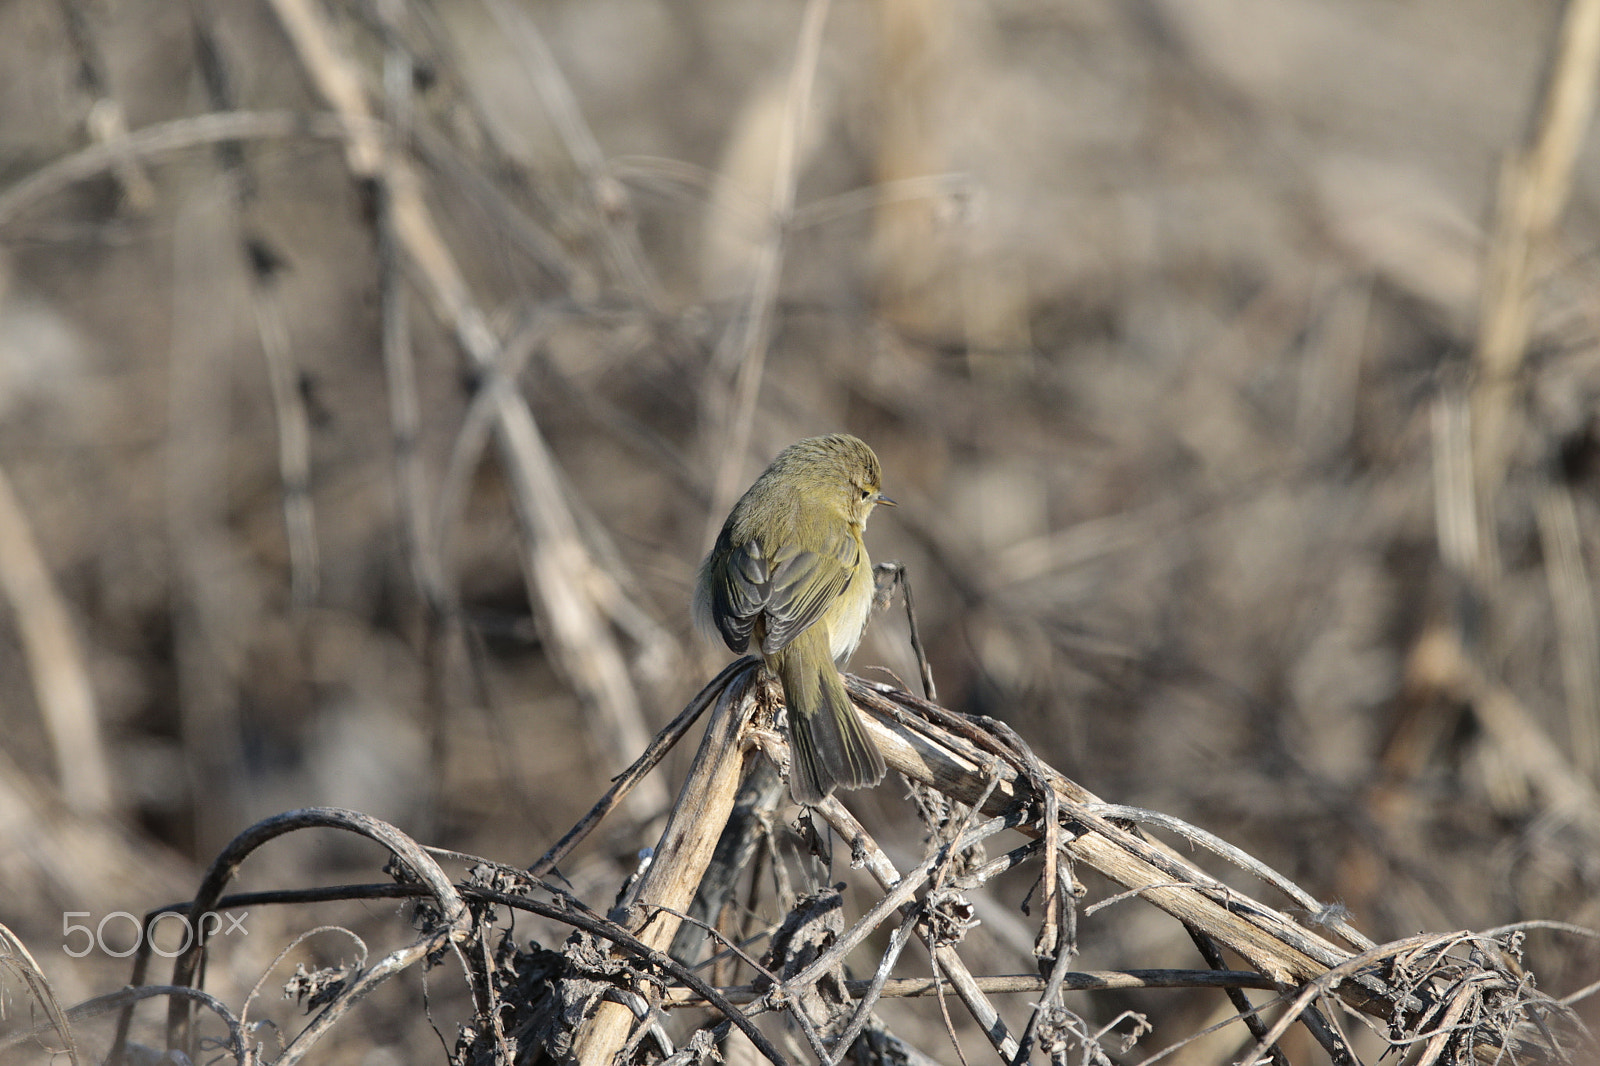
[695, 434, 893, 804]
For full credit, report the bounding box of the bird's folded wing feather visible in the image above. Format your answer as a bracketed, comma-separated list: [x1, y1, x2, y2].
[710, 517, 859, 655]
[757, 528, 858, 654]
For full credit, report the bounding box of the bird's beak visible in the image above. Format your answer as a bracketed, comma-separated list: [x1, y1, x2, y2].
[876, 492, 897, 507]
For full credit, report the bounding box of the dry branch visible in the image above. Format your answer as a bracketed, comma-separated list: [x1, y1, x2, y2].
[264, 0, 674, 818]
[568, 663, 761, 1065]
[10, 665, 1588, 1066]
[527, 667, 1586, 1064]
[161, 806, 472, 1056]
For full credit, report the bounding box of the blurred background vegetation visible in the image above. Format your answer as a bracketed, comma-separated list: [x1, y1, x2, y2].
[3, 0, 1600, 1061]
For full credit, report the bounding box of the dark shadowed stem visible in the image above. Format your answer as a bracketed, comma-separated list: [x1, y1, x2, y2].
[164, 808, 467, 1055]
[1185, 925, 1289, 1066]
[875, 561, 938, 701]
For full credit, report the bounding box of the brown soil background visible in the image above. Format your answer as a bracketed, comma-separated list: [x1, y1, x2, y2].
[3, 0, 1600, 1062]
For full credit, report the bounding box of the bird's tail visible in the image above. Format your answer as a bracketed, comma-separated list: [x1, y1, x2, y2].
[774, 627, 887, 804]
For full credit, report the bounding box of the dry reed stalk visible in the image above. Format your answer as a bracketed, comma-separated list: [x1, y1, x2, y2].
[479, 0, 664, 310]
[701, 0, 832, 545]
[263, 0, 670, 817]
[0, 461, 111, 814]
[1470, 0, 1600, 565]
[168, 190, 253, 852]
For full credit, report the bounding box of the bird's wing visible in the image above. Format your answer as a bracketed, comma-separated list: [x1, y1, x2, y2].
[707, 536, 770, 652]
[756, 527, 859, 655]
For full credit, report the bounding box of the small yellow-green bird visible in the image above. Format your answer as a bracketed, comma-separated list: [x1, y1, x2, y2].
[695, 434, 893, 804]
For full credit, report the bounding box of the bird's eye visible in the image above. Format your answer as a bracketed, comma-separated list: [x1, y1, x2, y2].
[860, 488, 872, 500]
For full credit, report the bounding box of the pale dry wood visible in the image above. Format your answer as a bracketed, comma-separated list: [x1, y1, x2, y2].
[265, 0, 383, 175]
[570, 667, 761, 1066]
[0, 461, 111, 814]
[843, 681, 1379, 997]
[1471, 0, 1600, 563]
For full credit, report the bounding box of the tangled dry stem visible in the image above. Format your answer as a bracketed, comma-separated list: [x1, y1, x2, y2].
[5, 664, 1594, 1066]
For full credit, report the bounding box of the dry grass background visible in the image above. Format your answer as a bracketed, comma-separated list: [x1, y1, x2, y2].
[3, 0, 1600, 1062]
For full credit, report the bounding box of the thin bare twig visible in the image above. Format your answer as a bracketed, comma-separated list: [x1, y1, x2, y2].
[529, 657, 756, 877]
[479, 0, 664, 309]
[164, 807, 470, 1055]
[875, 561, 938, 701]
[10, 985, 246, 1056]
[0, 110, 379, 228]
[814, 798, 1025, 1062]
[0, 921, 80, 1065]
[239, 925, 368, 1044]
[54, 0, 155, 211]
[825, 906, 924, 1064]
[659, 968, 1279, 1008]
[1086, 803, 1376, 952]
[1185, 924, 1290, 1066]
[186, 3, 321, 610]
